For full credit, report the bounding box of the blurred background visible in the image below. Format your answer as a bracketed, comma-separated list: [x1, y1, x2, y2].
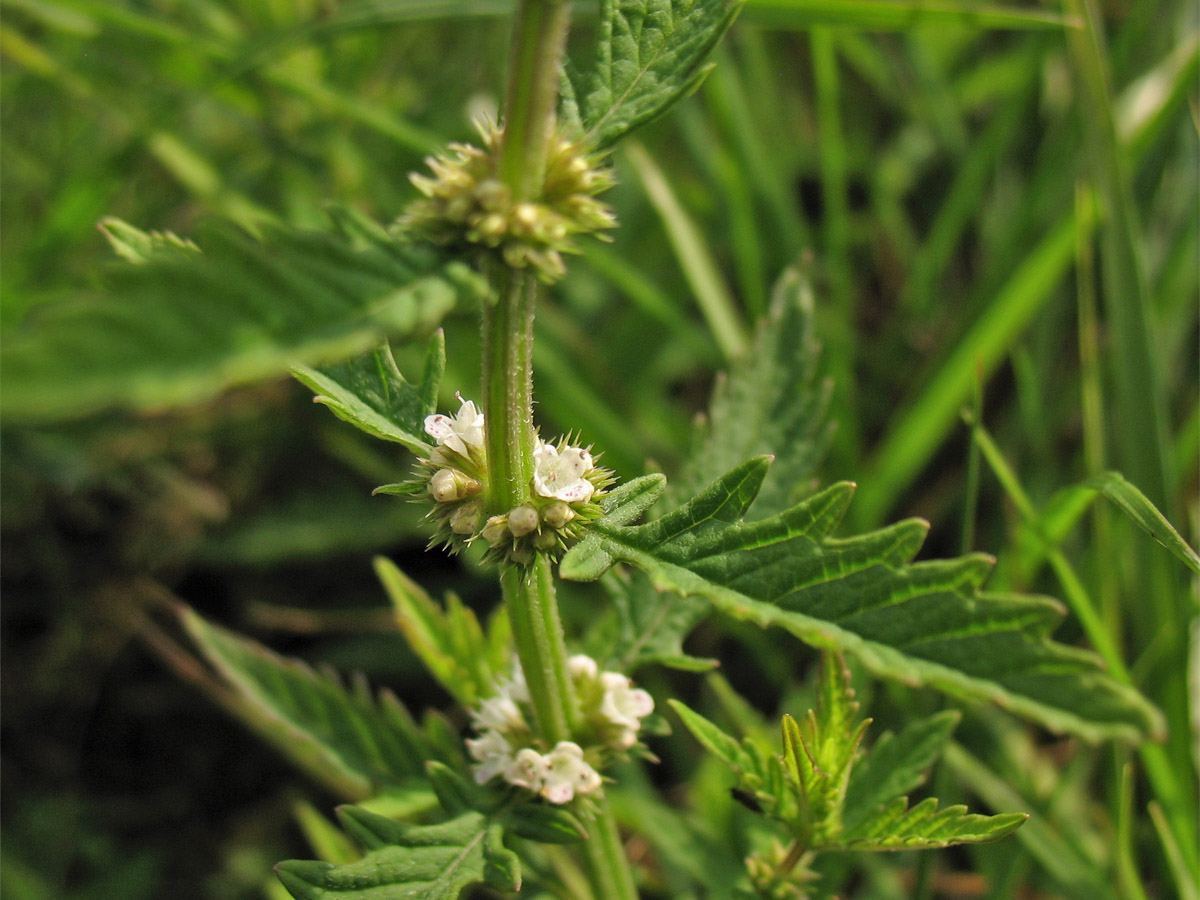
[2, 1, 1196, 897]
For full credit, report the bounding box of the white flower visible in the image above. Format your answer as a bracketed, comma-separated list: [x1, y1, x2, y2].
[466, 729, 513, 784]
[540, 741, 602, 804]
[568, 654, 598, 682]
[532, 441, 594, 503]
[472, 693, 524, 732]
[600, 671, 654, 731]
[424, 394, 485, 459]
[505, 748, 547, 791]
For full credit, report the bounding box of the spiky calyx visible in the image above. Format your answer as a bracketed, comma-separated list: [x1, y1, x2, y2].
[399, 121, 616, 282]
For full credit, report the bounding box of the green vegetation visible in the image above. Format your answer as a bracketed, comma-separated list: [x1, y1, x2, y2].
[2, 0, 1195, 897]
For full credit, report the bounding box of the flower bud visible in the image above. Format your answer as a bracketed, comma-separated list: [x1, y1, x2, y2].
[449, 499, 483, 535]
[481, 515, 509, 547]
[430, 468, 480, 503]
[542, 501, 575, 528]
[533, 530, 559, 551]
[508, 504, 540, 537]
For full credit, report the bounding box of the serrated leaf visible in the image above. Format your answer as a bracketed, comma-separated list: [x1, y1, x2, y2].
[672, 266, 833, 518]
[3, 218, 484, 423]
[669, 700, 794, 820]
[838, 797, 1026, 851]
[180, 607, 431, 800]
[374, 557, 511, 708]
[292, 333, 445, 455]
[595, 567, 715, 671]
[588, 273, 831, 671]
[562, 458, 1164, 743]
[500, 804, 589, 844]
[564, 0, 744, 150]
[276, 809, 521, 900]
[843, 710, 961, 829]
[97, 216, 199, 264]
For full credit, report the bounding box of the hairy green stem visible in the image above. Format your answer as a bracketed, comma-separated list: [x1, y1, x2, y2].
[483, 265, 537, 513]
[499, 0, 572, 199]
[580, 804, 640, 900]
[503, 559, 574, 742]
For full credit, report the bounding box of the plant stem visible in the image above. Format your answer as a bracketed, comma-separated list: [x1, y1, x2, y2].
[579, 803, 639, 900]
[485, 1, 641, 895]
[499, 0, 572, 200]
[502, 558, 573, 743]
[482, 264, 537, 513]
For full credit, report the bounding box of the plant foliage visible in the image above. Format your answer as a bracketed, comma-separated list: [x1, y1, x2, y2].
[2, 215, 483, 423]
[563, 462, 1163, 743]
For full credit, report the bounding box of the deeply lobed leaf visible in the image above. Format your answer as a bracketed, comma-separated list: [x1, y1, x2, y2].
[563, 458, 1164, 743]
[3, 216, 484, 423]
[276, 808, 520, 900]
[292, 333, 445, 456]
[181, 608, 433, 801]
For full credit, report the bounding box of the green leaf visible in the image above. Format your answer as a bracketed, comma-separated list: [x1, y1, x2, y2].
[292, 333, 445, 456]
[672, 266, 833, 518]
[374, 557, 512, 709]
[780, 655, 869, 842]
[1082, 472, 1200, 573]
[564, 0, 744, 150]
[741, 0, 1078, 31]
[596, 567, 715, 672]
[838, 797, 1027, 851]
[97, 217, 199, 264]
[843, 710, 961, 829]
[669, 699, 795, 821]
[276, 808, 521, 900]
[180, 607, 431, 800]
[2, 217, 484, 423]
[562, 459, 1164, 743]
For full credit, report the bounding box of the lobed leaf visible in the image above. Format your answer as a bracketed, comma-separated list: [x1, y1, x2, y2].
[181, 607, 431, 801]
[3, 217, 484, 423]
[843, 710, 961, 829]
[672, 266, 833, 518]
[292, 333, 445, 456]
[276, 808, 521, 900]
[562, 459, 1164, 743]
[838, 797, 1027, 851]
[563, 0, 744, 150]
[374, 557, 512, 709]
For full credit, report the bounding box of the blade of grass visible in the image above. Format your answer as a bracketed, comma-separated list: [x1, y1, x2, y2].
[625, 141, 748, 361]
[858, 195, 1096, 526]
[1150, 801, 1200, 900]
[705, 42, 811, 255]
[811, 27, 860, 464]
[942, 743, 1114, 900]
[741, 0, 1079, 31]
[1115, 763, 1152, 900]
[677, 105, 767, 320]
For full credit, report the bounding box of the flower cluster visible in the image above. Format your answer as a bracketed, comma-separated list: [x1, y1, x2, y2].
[419, 396, 613, 564]
[465, 655, 654, 804]
[398, 121, 616, 282]
[478, 435, 614, 566]
[419, 394, 489, 552]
